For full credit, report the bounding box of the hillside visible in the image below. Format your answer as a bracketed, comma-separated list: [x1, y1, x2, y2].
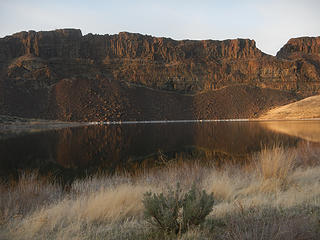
[259, 95, 320, 120]
[0, 29, 320, 121]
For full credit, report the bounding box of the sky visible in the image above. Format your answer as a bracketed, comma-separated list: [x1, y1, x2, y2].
[0, 0, 319, 55]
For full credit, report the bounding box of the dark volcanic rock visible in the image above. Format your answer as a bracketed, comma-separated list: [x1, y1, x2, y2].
[277, 37, 320, 59]
[0, 29, 319, 121]
[0, 29, 82, 59]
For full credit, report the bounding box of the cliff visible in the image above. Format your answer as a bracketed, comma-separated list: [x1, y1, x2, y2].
[0, 29, 319, 121]
[277, 37, 320, 59]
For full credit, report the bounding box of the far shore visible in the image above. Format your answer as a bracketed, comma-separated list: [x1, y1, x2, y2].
[0, 115, 90, 140]
[1, 113, 320, 140]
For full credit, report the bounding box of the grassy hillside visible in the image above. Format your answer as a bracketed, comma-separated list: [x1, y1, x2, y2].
[259, 95, 320, 120]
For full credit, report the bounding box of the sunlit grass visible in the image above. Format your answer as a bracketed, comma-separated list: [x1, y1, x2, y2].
[0, 145, 319, 239]
[259, 95, 320, 120]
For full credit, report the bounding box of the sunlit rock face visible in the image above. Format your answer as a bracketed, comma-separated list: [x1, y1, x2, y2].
[0, 29, 319, 121]
[277, 37, 320, 59]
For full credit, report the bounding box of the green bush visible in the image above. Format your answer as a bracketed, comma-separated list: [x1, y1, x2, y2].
[181, 184, 215, 231]
[142, 184, 215, 234]
[142, 184, 183, 234]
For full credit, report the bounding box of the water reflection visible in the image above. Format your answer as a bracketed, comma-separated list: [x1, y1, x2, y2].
[260, 121, 320, 143]
[1, 121, 318, 180]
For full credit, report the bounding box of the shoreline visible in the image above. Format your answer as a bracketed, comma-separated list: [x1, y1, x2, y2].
[1, 115, 320, 130]
[88, 118, 320, 125]
[1, 114, 320, 140]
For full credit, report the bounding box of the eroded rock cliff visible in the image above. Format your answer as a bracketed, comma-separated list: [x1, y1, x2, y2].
[277, 37, 320, 59]
[0, 29, 319, 120]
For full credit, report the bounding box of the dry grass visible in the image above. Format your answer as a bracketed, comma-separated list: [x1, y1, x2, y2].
[259, 95, 320, 120]
[256, 146, 296, 192]
[8, 184, 149, 240]
[0, 145, 320, 239]
[0, 172, 63, 225]
[221, 206, 320, 240]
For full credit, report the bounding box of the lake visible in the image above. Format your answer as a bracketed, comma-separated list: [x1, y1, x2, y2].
[1, 120, 320, 182]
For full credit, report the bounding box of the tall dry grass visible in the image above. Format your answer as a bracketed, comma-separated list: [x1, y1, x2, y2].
[255, 145, 296, 192]
[258, 146, 295, 182]
[0, 172, 63, 225]
[0, 145, 319, 239]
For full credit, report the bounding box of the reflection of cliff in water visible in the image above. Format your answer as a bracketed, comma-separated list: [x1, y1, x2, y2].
[0, 122, 301, 179]
[260, 121, 320, 143]
[56, 122, 299, 169]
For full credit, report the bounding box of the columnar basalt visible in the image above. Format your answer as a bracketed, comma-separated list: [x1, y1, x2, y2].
[0, 29, 319, 120]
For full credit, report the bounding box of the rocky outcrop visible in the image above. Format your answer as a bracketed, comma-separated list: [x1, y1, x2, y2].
[277, 37, 320, 59]
[275, 37, 320, 96]
[0, 29, 82, 60]
[1, 30, 262, 60]
[0, 29, 319, 121]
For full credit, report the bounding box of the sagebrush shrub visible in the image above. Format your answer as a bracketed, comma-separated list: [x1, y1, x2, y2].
[143, 183, 215, 234]
[181, 184, 215, 232]
[142, 184, 183, 233]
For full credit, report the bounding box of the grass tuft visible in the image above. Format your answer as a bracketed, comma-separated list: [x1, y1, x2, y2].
[256, 145, 296, 191]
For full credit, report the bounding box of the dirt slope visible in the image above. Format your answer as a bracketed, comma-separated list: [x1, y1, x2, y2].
[50, 82, 298, 121]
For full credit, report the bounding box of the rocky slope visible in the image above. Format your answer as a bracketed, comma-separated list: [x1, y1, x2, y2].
[0, 29, 319, 121]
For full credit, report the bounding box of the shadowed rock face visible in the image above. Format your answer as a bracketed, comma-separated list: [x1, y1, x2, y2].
[0, 29, 319, 121]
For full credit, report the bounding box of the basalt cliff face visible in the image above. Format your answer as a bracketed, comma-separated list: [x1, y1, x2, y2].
[0, 29, 319, 121]
[277, 37, 320, 59]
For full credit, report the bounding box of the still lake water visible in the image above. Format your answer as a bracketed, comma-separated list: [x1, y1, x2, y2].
[1, 120, 320, 181]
